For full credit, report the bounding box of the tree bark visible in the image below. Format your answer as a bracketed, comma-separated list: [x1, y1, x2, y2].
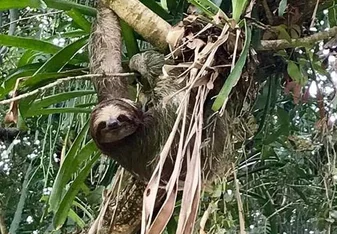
[88, 171, 144, 234]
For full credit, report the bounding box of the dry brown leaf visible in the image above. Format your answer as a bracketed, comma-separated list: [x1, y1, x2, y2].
[186, 34, 205, 50]
[143, 13, 240, 234]
[166, 22, 185, 57]
[4, 99, 18, 124]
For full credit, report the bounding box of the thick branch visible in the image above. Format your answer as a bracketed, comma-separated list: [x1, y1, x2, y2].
[103, 0, 170, 52]
[106, 0, 337, 52]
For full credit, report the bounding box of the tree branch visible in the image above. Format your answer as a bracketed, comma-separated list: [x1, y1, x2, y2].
[104, 0, 170, 52]
[0, 73, 135, 105]
[0, 208, 8, 234]
[104, 0, 337, 52]
[257, 26, 337, 51]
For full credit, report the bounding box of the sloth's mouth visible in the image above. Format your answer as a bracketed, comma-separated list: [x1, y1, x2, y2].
[97, 114, 132, 131]
[100, 123, 137, 143]
[104, 122, 129, 132]
[97, 116, 138, 143]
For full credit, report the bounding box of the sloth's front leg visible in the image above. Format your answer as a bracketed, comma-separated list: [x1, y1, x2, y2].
[129, 50, 165, 90]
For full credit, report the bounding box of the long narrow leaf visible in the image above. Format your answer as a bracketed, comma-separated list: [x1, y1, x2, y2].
[28, 91, 95, 111]
[22, 68, 86, 88]
[0, 64, 40, 98]
[53, 147, 99, 229]
[44, 0, 96, 16]
[1, 67, 86, 99]
[34, 36, 89, 74]
[67, 9, 92, 32]
[0, 0, 45, 10]
[0, 0, 96, 16]
[25, 108, 91, 117]
[120, 20, 139, 57]
[188, 0, 220, 17]
[139, 0, 172, 20]
[67, 209, 86, 228]
[232, 0, 248, 22]
[49, 121, 90, 211]
[55, 30, 88, 39]
[0, 35, 60, 54]
[212, 20, 251, 111]
[18, 50, 42, 67]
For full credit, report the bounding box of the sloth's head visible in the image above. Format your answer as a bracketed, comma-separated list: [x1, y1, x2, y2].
[90, 98, 143, 144]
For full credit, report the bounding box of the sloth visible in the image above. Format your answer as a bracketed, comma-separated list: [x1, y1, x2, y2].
[90, 76, 183, 181]
[89, 2, 227, 183]
[90, 59, 227, 182]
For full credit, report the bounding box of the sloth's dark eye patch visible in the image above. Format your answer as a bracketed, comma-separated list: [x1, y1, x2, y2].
[117, 114, 129, 122]
[97, 121, 106, 131]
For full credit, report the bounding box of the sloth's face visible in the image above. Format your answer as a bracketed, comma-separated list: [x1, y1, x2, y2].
[91, 99, 141, 143]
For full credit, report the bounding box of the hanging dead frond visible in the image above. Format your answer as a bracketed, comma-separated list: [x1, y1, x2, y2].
[141, 15, 256, 234]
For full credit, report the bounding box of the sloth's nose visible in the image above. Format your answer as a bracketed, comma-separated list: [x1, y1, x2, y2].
[106, 118, 120, 129]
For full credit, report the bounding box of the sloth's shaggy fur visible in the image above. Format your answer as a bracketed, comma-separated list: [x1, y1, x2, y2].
[89, 4, 228, 183]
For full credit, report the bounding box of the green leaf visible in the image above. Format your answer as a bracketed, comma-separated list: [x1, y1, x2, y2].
[299, 64, 309, 85]
[212, 20, 251, 111]
[121, 20, 139, 58]
[27, 90, 95, 111]
[66, 9, 92, 32]
[139, 0, 172, 20]
[0, 63, 42, 98]
[232, 0, 248, 22]
[0, 0, 96, 15]
[53, 146, 99, 229]
[278, 0, 287, 16]
[67, 209, 86, 228]
[18, 50, 42, 67]
[287, 61, 306, 85]
[72, 200, 94, 220]
[25, 108, 91, 117]
[44, 0, 96, 16]
[34, 36, 88, 74]
[166, 0, 177, 13]
[0, 35, 60, 54]
[0, 0, 45, 10]
[263, 128, 285, 145]
[312, 62, 329, 75]
[188, 0, 220, 17]
[56, 30, 88, 39]
[328, 6, 337, 27]
[75, 102, 96, 108]
[276, 107, 290, 129]
[275, 25, 291, 42]
[49, 121, 90, 211]
[22, 68, 86, 88]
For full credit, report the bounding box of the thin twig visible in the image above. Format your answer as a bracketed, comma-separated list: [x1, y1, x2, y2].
[261, 0, 274, 25]
[259, 26, 337, 50]
[0, 72, 135, 105]
[0, 11, 63, 29]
